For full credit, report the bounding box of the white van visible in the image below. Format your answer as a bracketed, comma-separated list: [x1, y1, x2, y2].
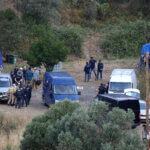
[108, 69, 137, 94]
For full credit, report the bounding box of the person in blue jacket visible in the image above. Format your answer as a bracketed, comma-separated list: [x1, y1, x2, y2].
[26, 67, 33, 83]
[97, 60, 104, 80]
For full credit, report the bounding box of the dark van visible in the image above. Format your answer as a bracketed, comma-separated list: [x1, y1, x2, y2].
[95, 94, 140, 126]
[42, 72, 79, 106]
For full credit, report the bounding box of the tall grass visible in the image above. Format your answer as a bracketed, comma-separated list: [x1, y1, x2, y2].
[101, 21, 150, 58]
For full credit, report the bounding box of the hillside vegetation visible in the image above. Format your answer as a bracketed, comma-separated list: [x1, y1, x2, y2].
[0, 0, 150, 66]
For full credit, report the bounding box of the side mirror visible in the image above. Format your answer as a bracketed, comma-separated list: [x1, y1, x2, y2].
[78, 91, 81, 95]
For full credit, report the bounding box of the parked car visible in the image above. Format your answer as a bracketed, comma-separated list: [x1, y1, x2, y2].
[94, 94, 141, 127]
[139, 100, 150, 123]
[42, 72, 80, 107]
[0, 73, 12, 101]
[108, 69, 137, 94]
[124, 88, 140, 99]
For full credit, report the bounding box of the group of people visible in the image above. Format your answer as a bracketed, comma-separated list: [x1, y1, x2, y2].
[98, 83, 109, 95]
[84, 57, 104, 82]
[8, 66, 40, 109]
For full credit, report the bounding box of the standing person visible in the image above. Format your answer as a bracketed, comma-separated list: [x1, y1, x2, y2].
[14, 84, 22, 109]
[7, 84, 16, 106]
[26, 67, 33, 83]
[21, 86, 28, 107]
[84, 62, 90, 82]
[26, 82, 32, 105]
[23, 66, 27, 81]
[14, 66, 19, 76]
[15, 72, 22, 85]
[10, 71, 16, 84]
[98, 83, 106, 94]
[89, 57, 97, 79]
[33, 67, 39, 89]
[97, 60, 104, 80]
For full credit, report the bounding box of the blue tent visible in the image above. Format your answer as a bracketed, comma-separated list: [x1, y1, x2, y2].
[0, 52, 3, 67]
[141, 43, 150, 55]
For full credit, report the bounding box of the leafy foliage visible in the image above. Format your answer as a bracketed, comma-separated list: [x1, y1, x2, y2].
[20, 100, 144, 150]
[0, 8, 28, 55]
[102, 21, 150, 58]
[54, 26, 83, 57]
[16, 0, 62, 25]
[27, 28, 69, 71]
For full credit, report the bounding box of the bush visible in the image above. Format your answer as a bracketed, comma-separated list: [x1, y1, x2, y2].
[16, 0, 62, 25]
[27, 30, 69, 71]
[54, 26, 83, 57]
[20, 100, 80, 150]
[20, 101, 144, 150]
[101, 21, 150, 58]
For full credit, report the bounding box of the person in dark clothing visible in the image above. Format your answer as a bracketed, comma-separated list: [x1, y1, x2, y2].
[139, 54, 145, 71]
[15, 74, 22, 85]
[14, 84, 22, 109]
[98, 83, 106, 94]
[14, 66, 19, 76]
[84, 62, 90, 82]
[23, 66, 27, 81]
[97, 60, 104, 80]
[21, 86, 28, 107]
[26, 82, 32, 105]
[89, 57, 97, 79]
[105, 82, 109, 94]
[10, 71, 16, 84]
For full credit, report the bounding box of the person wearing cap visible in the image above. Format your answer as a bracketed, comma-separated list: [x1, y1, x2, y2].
[33, 67, 39, 89]
[7, 84, 16, 106]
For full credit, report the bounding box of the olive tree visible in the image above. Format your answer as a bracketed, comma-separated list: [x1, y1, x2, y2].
[20, 101, 144, 150]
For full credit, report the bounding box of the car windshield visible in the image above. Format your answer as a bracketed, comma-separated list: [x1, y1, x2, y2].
[109, 82, 131, 93]
[125, 91, 140, 99]
[54, 85, 78, 95]
[140, 102, 146, 109]
[0, 78, 10, 87]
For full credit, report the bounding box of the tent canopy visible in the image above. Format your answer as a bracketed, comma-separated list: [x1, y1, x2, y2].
[141, 43, 150, 55]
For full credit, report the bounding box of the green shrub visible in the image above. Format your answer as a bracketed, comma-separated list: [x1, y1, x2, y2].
[20, 101, 144, 150]
[101, 21, 150, 58]
[20, 100, 80, 150]
[53, 26, 83, 57]
[27, 30, 69, 71]
[16, 0, 62, 25]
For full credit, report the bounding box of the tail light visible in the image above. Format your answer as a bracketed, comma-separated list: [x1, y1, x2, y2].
[139, 113, 141, 119]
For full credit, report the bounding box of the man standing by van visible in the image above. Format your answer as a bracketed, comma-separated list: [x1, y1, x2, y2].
[89, 57, 97, 79]
[97, 60, 104, 80]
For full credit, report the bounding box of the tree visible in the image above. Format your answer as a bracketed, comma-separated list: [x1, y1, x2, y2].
[27, 28, 69, 71]
[20, 101, 144, 150]
[0, 8, 28, 55]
